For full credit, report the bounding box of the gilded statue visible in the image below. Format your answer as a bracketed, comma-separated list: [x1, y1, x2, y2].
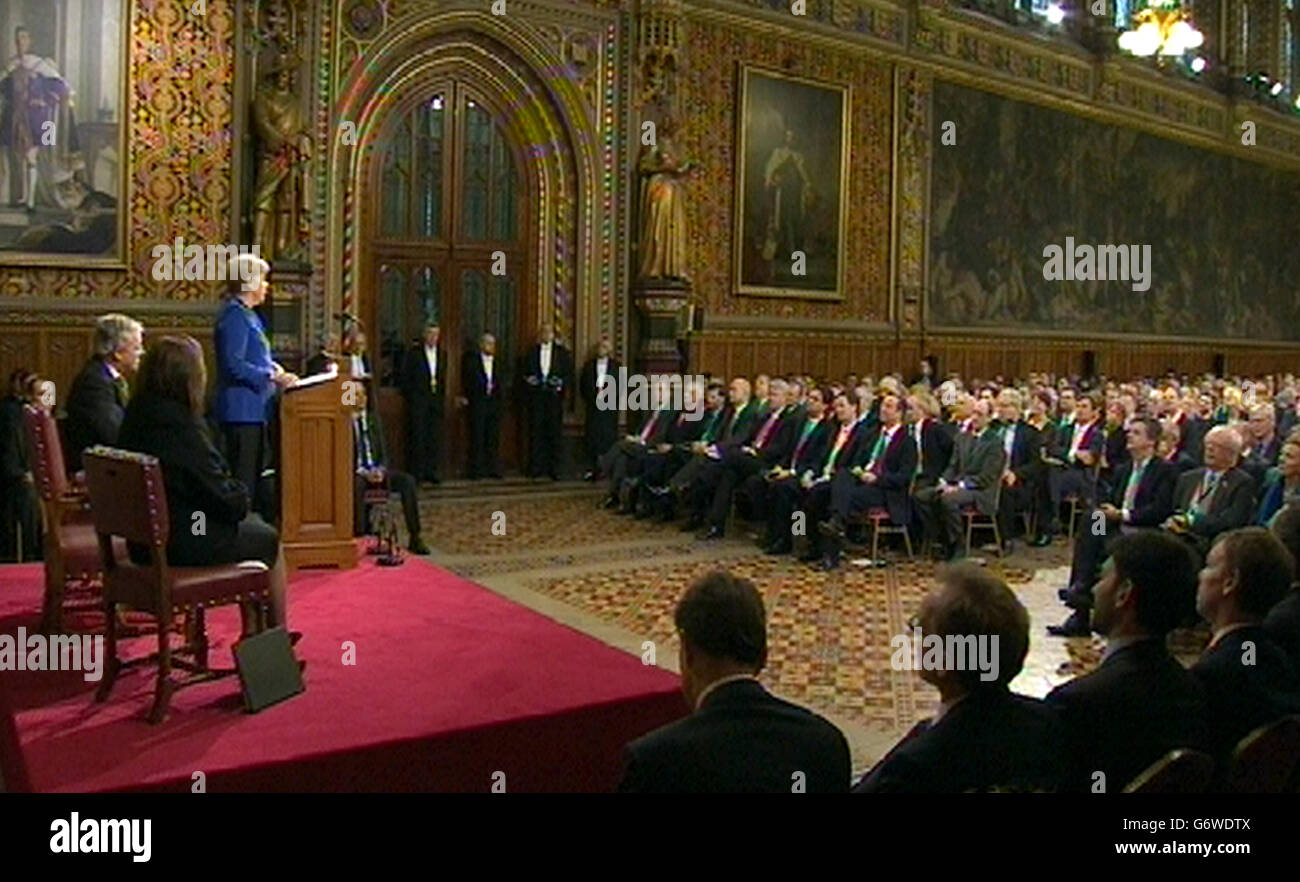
[251, 53, 311, 264]
[636, 123, 693, 282]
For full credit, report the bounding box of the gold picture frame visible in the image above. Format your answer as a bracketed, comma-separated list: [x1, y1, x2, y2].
[0, 0, 131, 268]
[734, 64, 849, 301]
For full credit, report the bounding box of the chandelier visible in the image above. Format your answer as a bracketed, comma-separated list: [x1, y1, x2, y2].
[1117, 0, 1204, 57]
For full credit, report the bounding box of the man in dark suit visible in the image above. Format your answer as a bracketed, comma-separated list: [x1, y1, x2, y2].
[854, 564, 1065, 792]
[667, 377, 761, 530]
[817, 392, 917, 570]
[1032, 391, 1105, 545]
[521, 324, 572, 480]
[1265, 505, 1300, 669]
[598, 378, 679, 510]
[1192, 527, 1300, 774]
[1046, 530, 1209, 791]
[1162, 425, 1257, 561]
[905, 390, 954, 490]
[351, 384, 428, 555]
[619, 570, 850, 793]
[791, 393, 863, 564]
[992, 388, 1043, 552]
[756, 387, 832, 555]
[915, 399, 1006, 561]
[1241, 404, 1280, 487]
[1050, 417, 1178, 636]
[400, 323, 446, 484]
[579, 338, 620, 481]
[459, 332, 504, 479]
[693, 379, 799, 540]
[65, 313, 144, 471]
[641, 382, 725, 520]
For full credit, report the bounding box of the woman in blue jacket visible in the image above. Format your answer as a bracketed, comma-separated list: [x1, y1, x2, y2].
[214, 255, 298, 504]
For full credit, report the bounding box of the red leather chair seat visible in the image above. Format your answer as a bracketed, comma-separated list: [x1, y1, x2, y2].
[106, 563, 271, 614]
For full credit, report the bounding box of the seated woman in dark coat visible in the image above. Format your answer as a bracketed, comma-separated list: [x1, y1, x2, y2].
[116, 335, 288, 631]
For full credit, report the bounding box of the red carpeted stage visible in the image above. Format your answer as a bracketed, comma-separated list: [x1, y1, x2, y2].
[0, 557, 686, 792]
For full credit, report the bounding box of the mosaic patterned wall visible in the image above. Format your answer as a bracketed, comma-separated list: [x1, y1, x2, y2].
[678, 14, 894, 323]
[0, 0, 235, 300]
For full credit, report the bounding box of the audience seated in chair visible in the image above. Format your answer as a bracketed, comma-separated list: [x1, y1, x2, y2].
[1046, 530, 1209, 792]
[817, 392, 916, 570]
[853, 563, 1065, 792]
[64, 314, 144, 473]
[693, 379, 800, 541]
[115, 335, 290, 636]
[1264, 505, 1300, 671]
[914, 399, 1005, 562]
[1253, 427, 1300, 526]
[618, 570, 850, 793]
[1161, 425, 1257, 563]
[350, 383, 428, 555]
[1050, 417, 1178, 636]
[1191, 527, 1300, 780]
[757, 387, 833, 556]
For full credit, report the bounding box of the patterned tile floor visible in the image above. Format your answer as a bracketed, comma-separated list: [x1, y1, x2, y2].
[416, 486, 1208, 775]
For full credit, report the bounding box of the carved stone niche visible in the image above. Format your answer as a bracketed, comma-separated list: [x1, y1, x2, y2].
[632, 278, 691, 374]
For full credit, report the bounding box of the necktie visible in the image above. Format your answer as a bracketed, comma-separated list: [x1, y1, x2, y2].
[1193, 471, 1219, 514]
[1123, 460, 1146, 511]
[792, 420, 816, 465]
[754, 411, 780, 449]
[114, 375, 129, 405]
[639, 412, 661, 442]
[913, 422, 924, 477]
[357, 415, 375, 469]
[822, 426, 851, 478]
[866, 428, 889, 474]
[703, 411, 721, 443]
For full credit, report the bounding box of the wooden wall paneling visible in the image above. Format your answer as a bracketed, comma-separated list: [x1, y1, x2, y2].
[45, 331, 93, 408]
[0, 330, 40, 393]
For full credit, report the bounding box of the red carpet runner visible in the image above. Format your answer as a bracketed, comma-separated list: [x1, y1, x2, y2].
[0, 557, 686, 792]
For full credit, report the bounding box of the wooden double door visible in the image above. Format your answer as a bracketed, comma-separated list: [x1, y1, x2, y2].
[363, 81, 531, 475]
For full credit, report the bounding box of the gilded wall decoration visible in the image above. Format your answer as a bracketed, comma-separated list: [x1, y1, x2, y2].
[893, 65, 929, 331]
[679, 14, 892, 322]
[1, 0, 234, 298]
[928, 80, 1300, 341]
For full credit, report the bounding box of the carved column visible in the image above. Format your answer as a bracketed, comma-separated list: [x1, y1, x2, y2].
[631, 0, 691, 374]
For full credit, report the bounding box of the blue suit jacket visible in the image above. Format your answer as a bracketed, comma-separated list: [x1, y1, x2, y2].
[213, 297, 275, 425]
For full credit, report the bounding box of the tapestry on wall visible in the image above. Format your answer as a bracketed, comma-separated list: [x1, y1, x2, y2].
[928, 80, 1300, 341]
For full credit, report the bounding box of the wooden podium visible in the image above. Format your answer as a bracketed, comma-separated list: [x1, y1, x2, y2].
[279, 374, 358, 570]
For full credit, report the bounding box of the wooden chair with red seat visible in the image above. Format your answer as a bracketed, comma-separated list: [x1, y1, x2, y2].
[961, 481, 1004, 558]
[82, 446, 275, 724]
[1122, 748, 1216, 793]
[1226, 715, 1300, 793]
[21, 404, 102, 634]
[853, 478, 916, 562]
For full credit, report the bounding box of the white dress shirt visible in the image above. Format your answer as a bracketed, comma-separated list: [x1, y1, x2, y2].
[424, 344, 438, 392]
[540, 342, 552, 379]
[481, 353, 494, 391]
[595, 356, 609, 389]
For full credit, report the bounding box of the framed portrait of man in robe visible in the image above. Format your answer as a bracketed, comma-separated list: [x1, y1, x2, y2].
[0, 0, 129, 266]
[734, 65, 848, 300]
